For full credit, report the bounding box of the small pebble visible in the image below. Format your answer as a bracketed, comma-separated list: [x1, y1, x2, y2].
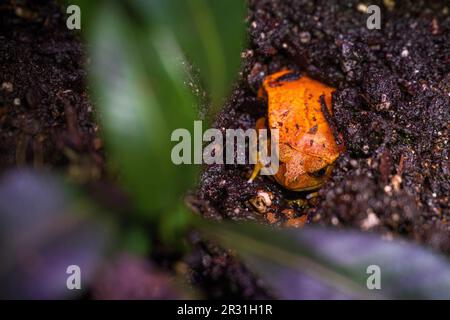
[241, 49, 254, 58]
[391, 174, 402, 191]
[361, 212, 380, 230]
[257, 190, 273, 206]
[299, 31, 311, 43]
[357, 3, 368, 13]
[249, 190, 273, 214]
[282, 208, 295, 219]
[284, 216, 307, 228]
[1, 82, 13, 92]
[401, 48, 409, 58]
[266, 212, 278, 224]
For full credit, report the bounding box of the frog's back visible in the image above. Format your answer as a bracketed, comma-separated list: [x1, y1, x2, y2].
[260, 70, 339, 164]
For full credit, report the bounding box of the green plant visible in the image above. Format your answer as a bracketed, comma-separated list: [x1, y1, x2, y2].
[73, 0, 450, 299]
[74, 0, 246, 242]
[2, 0, 450, 299]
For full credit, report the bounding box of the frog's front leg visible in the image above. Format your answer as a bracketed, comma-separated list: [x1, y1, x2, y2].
[248, 117, 268, 183]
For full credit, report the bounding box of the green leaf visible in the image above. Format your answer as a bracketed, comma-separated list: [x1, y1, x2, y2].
[130, 0, 246, 114]
[84, 2, 199, 223]
[74, 0, 246, 240]
[200, 221, 450, 299]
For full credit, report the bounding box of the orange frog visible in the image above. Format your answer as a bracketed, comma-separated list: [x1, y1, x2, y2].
[249, 69, 342, 191]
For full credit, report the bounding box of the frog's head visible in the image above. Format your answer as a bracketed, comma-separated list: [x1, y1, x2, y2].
[274, 128, 341, 191]
[274, 149, 338, 191]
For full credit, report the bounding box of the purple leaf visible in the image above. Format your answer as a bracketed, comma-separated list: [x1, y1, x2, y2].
[0, 170, 113, 299]
[201, 222, 450, 299]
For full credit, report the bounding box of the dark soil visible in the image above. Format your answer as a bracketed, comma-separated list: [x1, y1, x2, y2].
[0, 0, 272, 299]
[196, 0, 450, 254]
[2, 0, 450, 300]
[0, 0, 103, 181]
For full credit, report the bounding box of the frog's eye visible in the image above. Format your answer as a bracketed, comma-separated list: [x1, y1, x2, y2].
[309, 167, 327, 178]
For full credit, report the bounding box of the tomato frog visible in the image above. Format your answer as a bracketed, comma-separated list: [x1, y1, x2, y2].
[249, 69, 343, 192]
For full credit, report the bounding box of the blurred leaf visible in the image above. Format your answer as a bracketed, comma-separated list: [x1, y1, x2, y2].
[82, 2, 199, 226]
[130, 0, 246, 113]
[74, 0, 246, 240]
[0, 170, 114, 299]
[92, 253, 196, 299]
[200, 221, 450, 299]
[122, 226, 152, 256]
[66, 0, 99, 31]
[159, 205, 192, 247]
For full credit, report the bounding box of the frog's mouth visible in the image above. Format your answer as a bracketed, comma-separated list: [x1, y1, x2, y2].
[286, 164, 334, 192]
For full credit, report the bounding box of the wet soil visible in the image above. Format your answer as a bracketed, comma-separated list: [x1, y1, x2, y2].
[0, 0, 103, 181]
[197, 0, 450, 254]
[1, 0, 449, 299]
